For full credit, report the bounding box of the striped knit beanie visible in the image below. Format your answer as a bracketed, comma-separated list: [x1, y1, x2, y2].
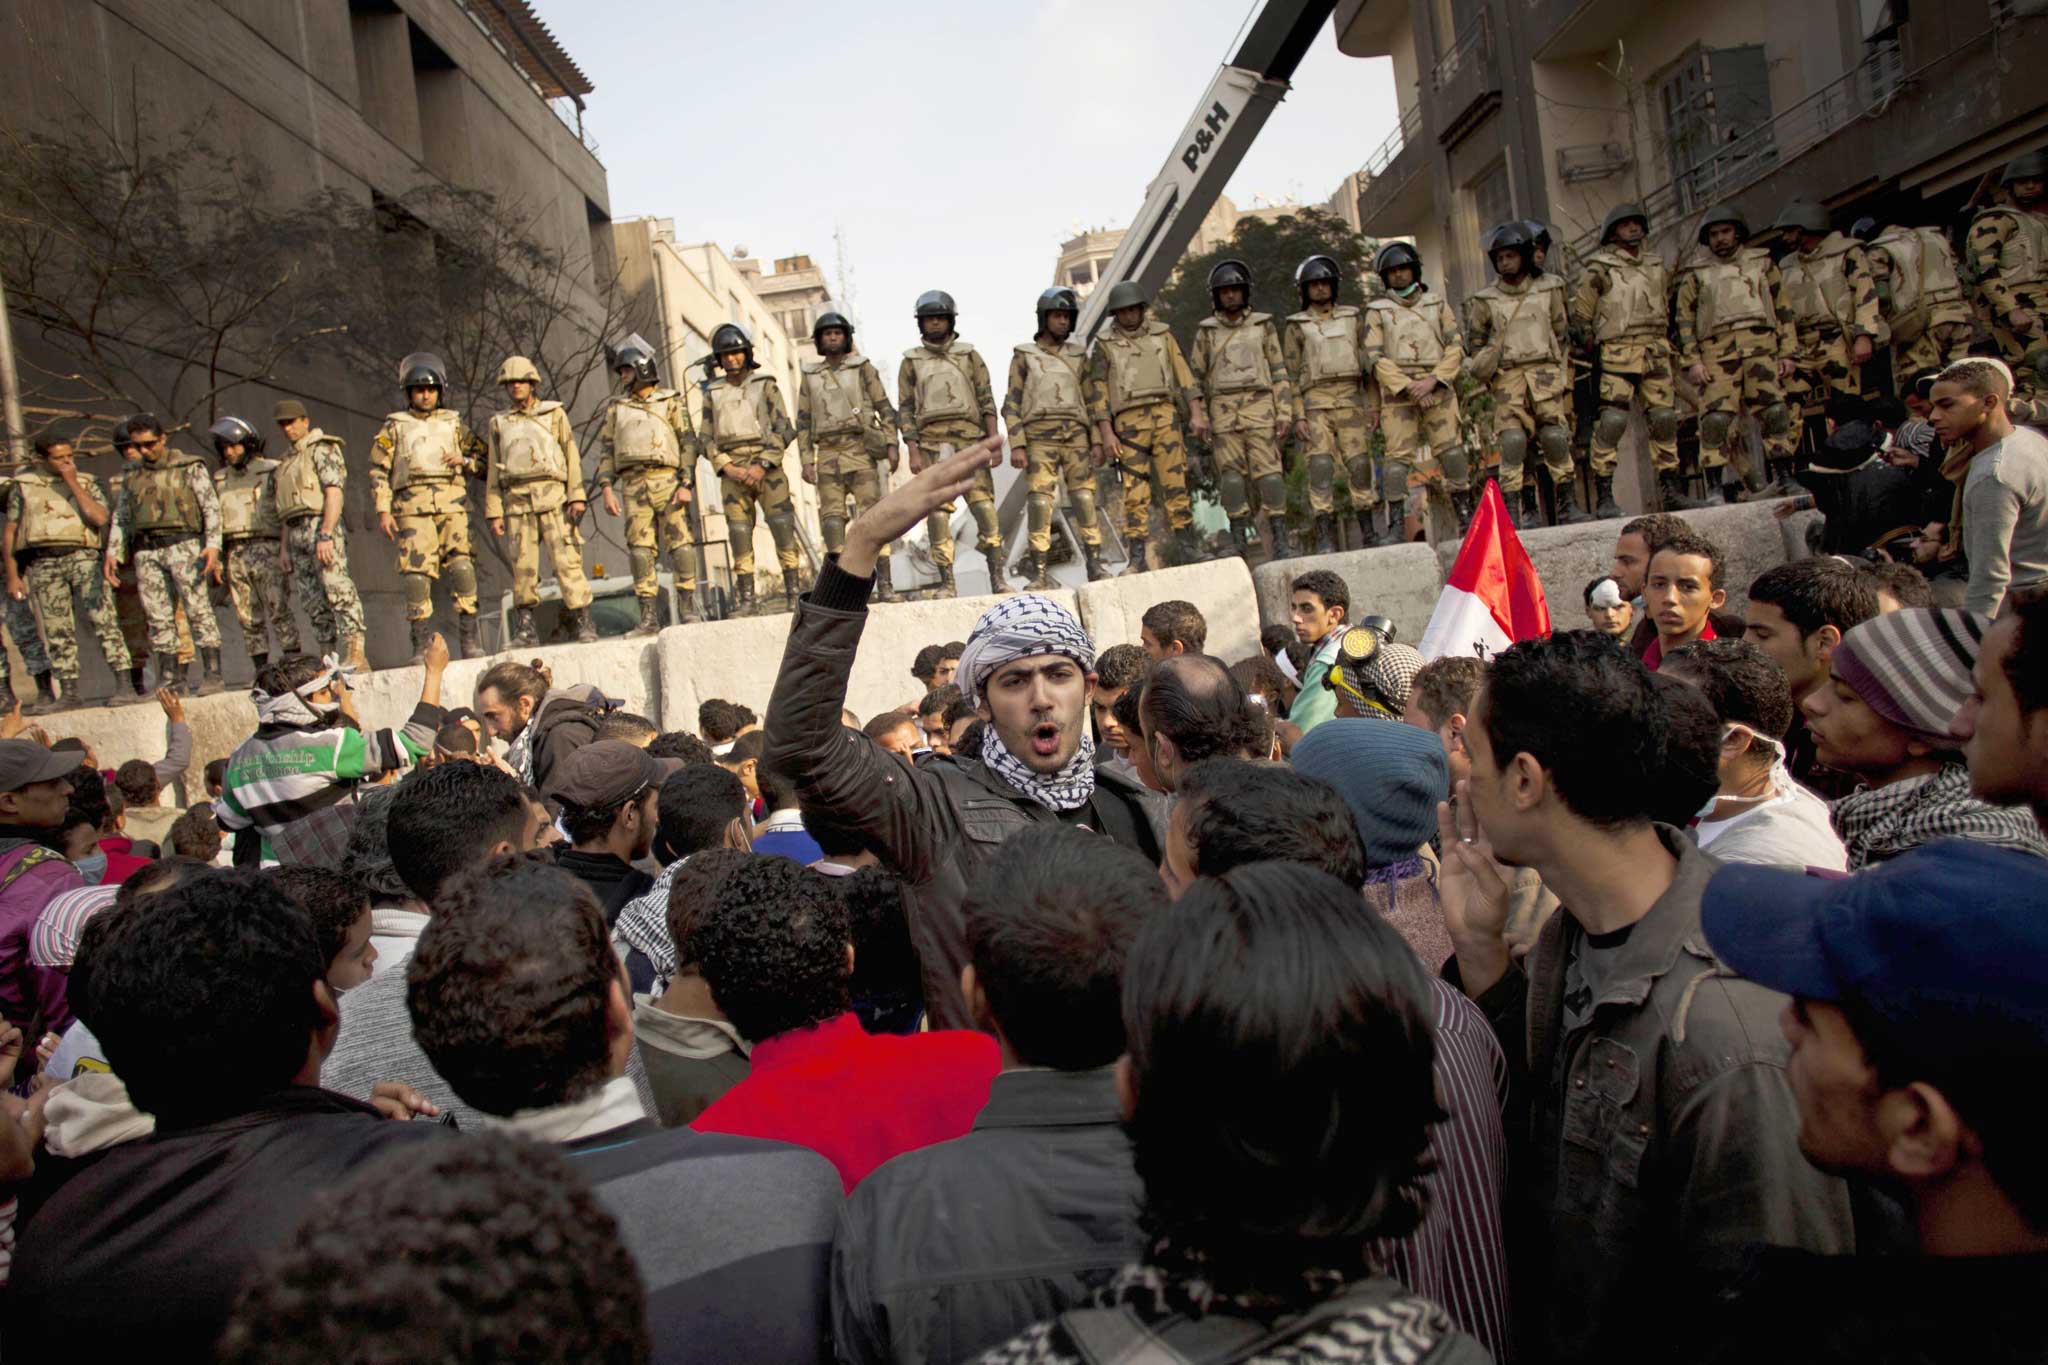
[1831, 607, 1989, 744]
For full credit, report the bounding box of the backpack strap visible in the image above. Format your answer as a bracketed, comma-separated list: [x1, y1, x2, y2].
[0, 846, 63, 895]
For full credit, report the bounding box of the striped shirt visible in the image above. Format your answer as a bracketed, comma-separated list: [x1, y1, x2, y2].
[214, 703, 442, 840]
[30, 884, 118, 969]
[1371, 977, 1513, 1362]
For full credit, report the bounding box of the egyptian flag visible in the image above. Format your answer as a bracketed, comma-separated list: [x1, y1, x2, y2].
[1418, 480, 1551, 661]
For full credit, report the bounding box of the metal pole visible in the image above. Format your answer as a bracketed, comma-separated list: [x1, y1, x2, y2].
[0, 269, 29, 465]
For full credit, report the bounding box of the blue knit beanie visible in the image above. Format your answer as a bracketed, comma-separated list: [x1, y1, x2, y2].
[1291, 718, 1450, 868]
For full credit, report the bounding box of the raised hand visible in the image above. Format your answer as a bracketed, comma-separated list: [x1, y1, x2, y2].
[841, 436, 1001, 579]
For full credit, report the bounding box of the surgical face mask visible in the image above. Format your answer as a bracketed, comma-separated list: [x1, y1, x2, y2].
[1394, 281, 1422, 298]
[73, 851, 108, 884]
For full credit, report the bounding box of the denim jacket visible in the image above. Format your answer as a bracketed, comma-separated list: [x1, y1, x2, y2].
[1474, 827, 1856, 1362]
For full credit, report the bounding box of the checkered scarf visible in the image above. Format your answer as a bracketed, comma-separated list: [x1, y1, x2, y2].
[955, 594, 1099, 812]
[1830, 762, 2048, 871]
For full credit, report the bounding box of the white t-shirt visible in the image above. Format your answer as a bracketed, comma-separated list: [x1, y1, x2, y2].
[1695, 773, 1848, 871]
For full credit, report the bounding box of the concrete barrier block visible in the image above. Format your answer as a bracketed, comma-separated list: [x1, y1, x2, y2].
[658, 589, 1081, 732]
[35, 692, 257, 805]
[1073, 559, 1259, 662]
[1252, 544, 1446, 644]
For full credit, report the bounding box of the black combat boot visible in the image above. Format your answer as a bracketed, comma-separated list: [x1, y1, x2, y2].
[733, 578, 756, 617]
[1025, 549, 1057, 591]
[873, 562, 896, 602]
[1174, 524, 1205, 564]
[1355, 507, 1385, 549]
[512, 606, 539, 646]
[28, 671, 56, 713]
[1123, 539, 1148, 576]
[1450, 489, 1477, 533]
[1314, 513, 1338, 555]
[408, 617, 433, 664]
[1556, 480, 1593, 525]
[1658, 469, 1707, 511]
[1519, 486, 1543, 529]
[572, 608, 597, 644]
[1267, 515, 1293, 561]
[1227, 518, 1254, 560]
[628, 597, 660, 638]
[675, 590, 703, 625]
[456, 613, 482, 656]
[0, 674, 16, 716]
[1383, 500, 1407, 544]
[935, 562, 957, 599]
[126, 664, 147, 702]
[1082, 543, 1108, 582]
[783, 568, 801, 606]
[45, 673, 81, 714]
[198, 647, 225, 695]
[983, 547, 1011, 594]
[1595, 476, 1625, 519]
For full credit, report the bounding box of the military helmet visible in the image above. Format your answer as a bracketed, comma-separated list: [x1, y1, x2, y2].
[1522, 220, 1553, 249]
[1600, 202, 1649, 244]
[398, 351, 448, 392]
[1373, 241, 1422, 280]
[2001, 150, 2048, 185]
[1850, 216, 1881, 242]
[609, 333, 660, 387]
[496, 354, 541, 386]
[208, 415, 263, 458]
[1294, 254, 1342, 306]
[1696, 203, 1749, 245]
[811, 309, 854, 346]
[1208, 259, 1253, 304]
[711, 322, 756, 369]
[1035, 286, 1080, 332]
[1772, 200, 1831, 237]
[1485, 220, 1535, 265]
[913, 290, 957, 321]
[1101, 280, 1147, 313]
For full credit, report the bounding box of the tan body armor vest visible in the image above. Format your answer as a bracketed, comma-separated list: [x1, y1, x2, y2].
[1871, 225, 1964, 317]
[802, 359, 874, 439]
[126, 458, 205, 536]
[386, 408, 466, 490]
[15, 470, 98, 550]
[214, 458, 278, 540]
[1779, 234, 1859, 335]
[904, 343, 981, 425]
[709, 375, 774, 449]
[1287, 306, 1364, 386]
[273, 442, 328, 522]
[1096, 323, 1177, 413]
[1691, 247, 1778, 337]
[1987, 206, 2048, 291]
[494, 404, 569, 484]
[1198, 314, 1275, 394]
[1370, 294, 1453, 374]
[610, 392, 685, 470]
[1013, 342, 1090, 424]
[1472, 284, 1564, 367]
[1588, 247, 1670, 343]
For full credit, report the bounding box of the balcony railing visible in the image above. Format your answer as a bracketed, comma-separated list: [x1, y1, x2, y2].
[1430, 11, 1502, 139]
[1363, 100, 1424, 179]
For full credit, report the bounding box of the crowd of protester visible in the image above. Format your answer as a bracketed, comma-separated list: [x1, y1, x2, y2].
[0, 420, 2041, 1363]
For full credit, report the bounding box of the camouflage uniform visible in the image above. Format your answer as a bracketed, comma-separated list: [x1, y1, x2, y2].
[1283, 302, 1375, 514]
[7, 466, 126, 680]
[703, 369, 799, 576]
[269, 426, 368, 645]
[1465, 275, 1573, 493]
[107, 452, 223, 665]
[1003, 339, 1102, 554]
[1570, 243, 1680, 476]
[486, 399, 591, 611]
[1366, 288, 1468, 497]
[797, 354, 898, 558]
[898, 339, 1001, 562]
[0, 467, 53, 686]
[598, 387, 698, 598]
[1966, 199, 2048, 389]
[1778, 232, 1887, 433]
[371, 406, 486, 622]
[1189, 311, 1293, 521]
[1867, 224, 1973, 380]
[1086, 319, 1199, 542]
[213, 455, 300, 660]
[1673, 246, 1798, 480]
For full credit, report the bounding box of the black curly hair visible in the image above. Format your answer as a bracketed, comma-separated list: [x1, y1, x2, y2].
[264, 865, 371, 970]
[82, 870, 325, 1124]
[694, 857, 850, 1041]
[646, 730, 714, 765]
[665, 847, 754, 973]
[387, 759, 529, 903]
[219, 1133, 649, 1365]
[407, 859, 620, 1117]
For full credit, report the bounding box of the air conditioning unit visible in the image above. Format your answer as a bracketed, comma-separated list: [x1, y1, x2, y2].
[1556, 143, 1633, 184]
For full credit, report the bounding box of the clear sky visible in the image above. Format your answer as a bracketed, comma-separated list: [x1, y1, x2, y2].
[543, 0, 1399, 366]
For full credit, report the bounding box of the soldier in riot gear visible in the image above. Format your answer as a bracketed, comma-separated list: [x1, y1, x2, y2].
[1466, 223, 1574, 528]
[598, 334, 702, 633]
[704, 324, 800, 614]
[899, 291, 1005, 596]
[3, 435, 128, 711]
[1865, 221, 1973, 381]
[1365, 241, 1471, 531]
[371, 352, 488, 659]
[267, 399, 369, 668]
[104, 413, 226, 693]
[1189, 259, 1295, 559]
[0, 451, 59, 710]
[1003, 287, 1105, 587]
[1771, 199, 1887, 481]
[1086, 281, 1203, 573]
[209, 415, 299, 674]
[1284, 254, 1381, 551]
[1967, 151, 2048, 394]
[1673, 204, 1796, 498]
[797, 310, 901, 599]
[1570, 203, 1689, 515]
[486, 356, 593, 646]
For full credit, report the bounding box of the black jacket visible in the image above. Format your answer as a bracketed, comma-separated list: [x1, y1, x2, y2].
[555, 848, 656, 924]
[11, 1087, 447, 1359]
[831, 1067, 1143, 1365]
[766, 563, 1166, 1029]
[529, 686, 606, 797]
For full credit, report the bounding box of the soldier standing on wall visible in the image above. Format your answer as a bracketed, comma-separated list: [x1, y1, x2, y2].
[103, 413, 225, 694]
[487, 355, 594, 647]
[1365, 242, 1471, 533]
[798, 311, 901, 599]
[1003, 287, 1106, 588]
[0, 450, 59, 711]
[1284, 254, 1382, 552]
[269, 399, 370, 669]
[597, 335, 702, 634]
[1857, 216, 1973, 384]
[1570, 203, 1692, 516]
[209, 416, 300, 675]
[1189, 259, 1295, 560]
[5, 435, 130, 710]
[1967, 152, 2048, 397]
[1465, 222, 1575, 529]
[1086, 281, 1204, 574]
[1771, 200, 1887, 486]
[1673, 204, 1797, 500]
[899, 291, 1006, 597]
[703, 324, 800, 615]
[372, 353, 488, 660]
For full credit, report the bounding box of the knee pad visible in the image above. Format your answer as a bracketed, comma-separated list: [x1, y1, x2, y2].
[1761, 402, 1792, 438]
[1646, 406, 1680, 444]
[1346, 454, 1375, 488]
[1699, 411, 1735, 449]
[1255, 473, 1288, 513]
[819, 516, 846, 553]
[1497, 427, 1529, 470]
[1305, 452, 1336, 490]
[969, 500, 1000, 535]
[630, 546, 659, 582]
[1216, 469, 1249, 514]
[400, 573, 433, 612]
[444, 556, 476, 593]
[1381, 462, 1411, 504]
[1536, 424, 1571, 466]
[1026, 491, 1055, 533]
[1439, 444, 1471, 483]
[765, 511, 798, 549]
[1594, 406, 1631, 447]
[1069, 488, 1098, 528]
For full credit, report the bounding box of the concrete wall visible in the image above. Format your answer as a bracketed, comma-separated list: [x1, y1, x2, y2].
[1253, 544, 1446, 646]
[1073, 560, 1260, 664]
